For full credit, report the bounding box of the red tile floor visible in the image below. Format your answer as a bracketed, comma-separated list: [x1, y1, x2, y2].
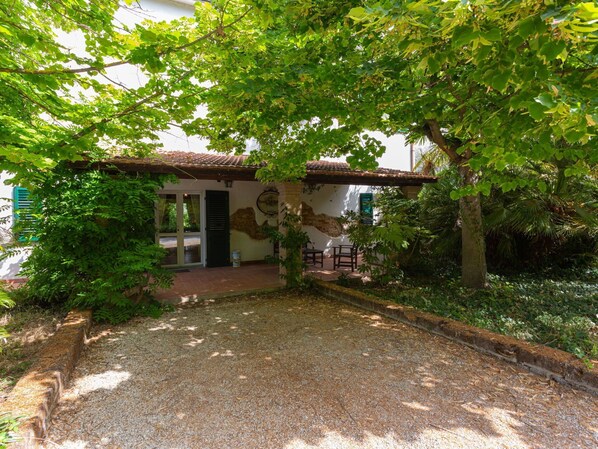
[155, 256, 364, 304]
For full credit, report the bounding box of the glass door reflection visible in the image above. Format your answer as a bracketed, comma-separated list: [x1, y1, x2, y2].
[157, 193, 202, 266]
[182, 194, 201, 264]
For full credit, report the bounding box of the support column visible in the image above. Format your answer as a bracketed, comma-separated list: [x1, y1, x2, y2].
[276, 182, 303, 286]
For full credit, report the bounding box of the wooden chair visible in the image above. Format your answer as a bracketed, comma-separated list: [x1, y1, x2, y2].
[302, 242, 324, 267]
[333, 244, 358, 271]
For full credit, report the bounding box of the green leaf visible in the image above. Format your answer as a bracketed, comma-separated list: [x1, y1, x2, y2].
[539, 40, 566, 60]
[517, 17, 537, 39]
[482, 28, 501, 42]
[449, 190, 461, 200]
[427, 55, 440, 73]
[452, 26, 479, 47]
[347, 7, 368, 21]
[564, 127, 587, 143]
[490, 71, 510, 91]
[479, 182, 492, 196]
[528, 102, 547, 120]
[536, 93, 556, 108]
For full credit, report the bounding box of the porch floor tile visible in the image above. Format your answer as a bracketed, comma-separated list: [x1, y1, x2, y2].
[155, 256, 365, 304]
[155, 263, 282, 304]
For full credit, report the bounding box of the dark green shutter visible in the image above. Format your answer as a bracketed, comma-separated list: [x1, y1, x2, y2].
[205, 190, 230, 267]
[359, 193, 374, 225]
[13, 186, 37, 242]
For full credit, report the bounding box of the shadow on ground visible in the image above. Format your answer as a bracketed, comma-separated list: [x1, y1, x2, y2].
[44, 291, 597, 449]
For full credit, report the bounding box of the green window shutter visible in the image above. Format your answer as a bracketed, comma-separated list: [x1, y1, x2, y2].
[359, 193, 374, 225]
[13, 186, 37, 242]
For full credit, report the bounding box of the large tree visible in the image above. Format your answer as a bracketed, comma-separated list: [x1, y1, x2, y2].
[0, 0, 249, 183]
[177, 0, 597, 288]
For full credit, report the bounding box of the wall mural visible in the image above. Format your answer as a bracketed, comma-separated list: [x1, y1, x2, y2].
[301, 202, 343, 237]
[230, 207, 271, 240]
[230, 202, 343, 240]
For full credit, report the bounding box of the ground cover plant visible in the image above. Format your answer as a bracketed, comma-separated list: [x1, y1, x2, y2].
[16, 167, 174, 324]
[341, 166, 597, 361]
[356, 266, 598, 362]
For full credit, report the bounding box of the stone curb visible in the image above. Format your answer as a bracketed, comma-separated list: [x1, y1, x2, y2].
[0, 309, 93, 448]
[314, 280, 598, 395]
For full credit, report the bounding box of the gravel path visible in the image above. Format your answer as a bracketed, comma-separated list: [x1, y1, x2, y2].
[45, 291, 597, 449]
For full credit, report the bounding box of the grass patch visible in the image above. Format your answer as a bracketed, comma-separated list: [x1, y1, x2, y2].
[0, 304, 64, 402]
[357, 267, 598, 362]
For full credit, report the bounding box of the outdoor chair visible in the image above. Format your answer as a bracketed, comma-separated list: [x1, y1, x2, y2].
[333, 244, 358, 271]
[302, 242, 324, 267]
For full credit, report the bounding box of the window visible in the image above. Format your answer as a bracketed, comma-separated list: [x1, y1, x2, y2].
[359, 192, 374, 225]
[13, 186, 37, 242]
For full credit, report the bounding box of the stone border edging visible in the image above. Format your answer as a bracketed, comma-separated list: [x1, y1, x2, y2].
[314, 280, 598, 395]
[0, 309, 92, 448]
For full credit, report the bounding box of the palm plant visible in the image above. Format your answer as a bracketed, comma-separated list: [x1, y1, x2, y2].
[484, 165, 597, 266]
[419, 164, 597, 269]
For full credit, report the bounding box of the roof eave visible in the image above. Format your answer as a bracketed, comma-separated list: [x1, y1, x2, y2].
[70, 160, 436, 186]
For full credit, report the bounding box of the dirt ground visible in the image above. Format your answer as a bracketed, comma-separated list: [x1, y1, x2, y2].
[1, 307, 63, 403]
[45, 291, 597, 449]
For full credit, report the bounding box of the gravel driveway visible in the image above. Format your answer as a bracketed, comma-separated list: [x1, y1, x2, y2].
[45, 291, 597, 449]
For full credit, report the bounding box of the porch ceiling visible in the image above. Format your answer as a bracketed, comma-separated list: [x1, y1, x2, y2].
[73, 151, 437, 186]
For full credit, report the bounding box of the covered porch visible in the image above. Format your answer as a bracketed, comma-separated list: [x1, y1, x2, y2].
[79, 150, 435, 287]
[155, 258, 364, 304]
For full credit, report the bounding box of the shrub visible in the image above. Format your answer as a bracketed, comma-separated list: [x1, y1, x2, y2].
[418, 165, 597, 270]
[19, 167, 173, 323]
[362, 267, 598, 361]
[0, 413, 19, 446]
[265, 211, 310, 288]
[342, 188, 431, 284]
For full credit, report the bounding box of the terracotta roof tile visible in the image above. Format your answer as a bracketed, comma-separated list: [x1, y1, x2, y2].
[97, 151, 436, 185]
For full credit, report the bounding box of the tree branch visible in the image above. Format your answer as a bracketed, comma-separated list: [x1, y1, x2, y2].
[55, 70, 193, 149]
[0, 7, 253, 76]
[424, 119, 463, 164]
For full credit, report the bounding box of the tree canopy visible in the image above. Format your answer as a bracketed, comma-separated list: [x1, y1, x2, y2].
[169, 0, 597, 286]
[2, 0, 596, 287]
[0, 0, 248, 183]
[177, 0, 597, 187]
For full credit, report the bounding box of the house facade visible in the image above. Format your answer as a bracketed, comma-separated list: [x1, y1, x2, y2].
[0, 0, 435, 278]
[0, 151, 435, 279]
[77, 151, 435, 270]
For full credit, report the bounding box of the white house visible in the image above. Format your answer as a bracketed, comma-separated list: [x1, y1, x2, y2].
[74, 151, 435, 269]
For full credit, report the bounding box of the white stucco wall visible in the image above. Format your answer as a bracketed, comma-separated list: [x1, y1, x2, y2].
[161, 178, 372, 264]
[161, 178, 278, 263]
[302, 184, 371, 255]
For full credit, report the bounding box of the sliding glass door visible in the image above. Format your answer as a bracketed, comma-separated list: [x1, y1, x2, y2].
[157, 193, 202, 267]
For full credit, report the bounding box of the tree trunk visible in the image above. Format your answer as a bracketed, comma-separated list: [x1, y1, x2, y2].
[458, 167, 488, 289]
[423, 119, 488, 288]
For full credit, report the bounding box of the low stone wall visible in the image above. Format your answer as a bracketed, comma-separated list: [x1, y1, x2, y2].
[1, 309, 92, 448]
[314, 280, 598, 395]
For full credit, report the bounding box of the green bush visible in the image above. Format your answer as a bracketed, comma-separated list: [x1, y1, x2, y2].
[342, 188, 431, 284]
[19, 167, 173, 323]
[265, 211, 310, 288]
[418, 165, 597, 270]
[0, 413, 19, 447]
